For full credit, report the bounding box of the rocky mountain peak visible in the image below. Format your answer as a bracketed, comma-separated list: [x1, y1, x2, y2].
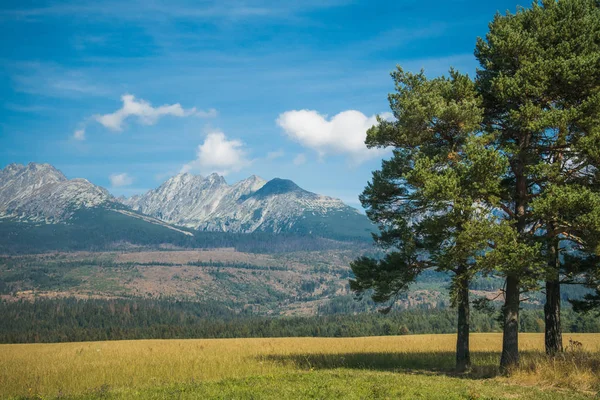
[0, 163, 113, 222]
[251, 178, 307, 199]
[4, 163, 25, 173]
[245, 174, 262, 182]
[167, 172, 196, 185]
[233, 175, 267, 193]
[206, 173, 227, 186]
[1, 162, 66, 185]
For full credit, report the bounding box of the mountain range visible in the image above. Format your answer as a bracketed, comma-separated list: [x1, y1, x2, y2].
[123, 172, 369, 236]
[0, 163, 113, 222]
[0, 163, 373, 252]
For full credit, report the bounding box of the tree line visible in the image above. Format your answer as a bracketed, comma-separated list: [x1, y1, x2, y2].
[1, 297, 599, 344]
[351, 0, 600, 372]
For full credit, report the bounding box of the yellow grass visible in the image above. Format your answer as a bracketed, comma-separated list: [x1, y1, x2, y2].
[1, 333, 600, 398]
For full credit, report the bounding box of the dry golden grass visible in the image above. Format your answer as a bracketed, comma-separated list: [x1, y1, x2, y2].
[1, 333, 600, 398]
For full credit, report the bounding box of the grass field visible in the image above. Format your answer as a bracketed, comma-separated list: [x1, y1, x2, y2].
[2, 333, 600, 399]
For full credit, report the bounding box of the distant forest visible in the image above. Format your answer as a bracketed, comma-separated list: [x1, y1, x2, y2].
[1, 297, 599, 344]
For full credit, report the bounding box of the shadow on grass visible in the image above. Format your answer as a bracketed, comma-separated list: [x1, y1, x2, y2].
[263, 351, 547, 379]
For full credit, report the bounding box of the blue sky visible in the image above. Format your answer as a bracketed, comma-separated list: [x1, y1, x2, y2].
[1, 0, 523, 208]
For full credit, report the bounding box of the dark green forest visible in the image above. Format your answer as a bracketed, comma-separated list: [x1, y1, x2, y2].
[2, 297, 599, 344]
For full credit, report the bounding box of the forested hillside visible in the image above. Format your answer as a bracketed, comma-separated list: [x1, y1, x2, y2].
[0, 210, 367, 254]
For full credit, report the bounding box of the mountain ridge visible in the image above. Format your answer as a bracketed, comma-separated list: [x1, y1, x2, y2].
[0, 163, 373, 243]
[0, 162, 113, 222]
[123, 171, 371, 236]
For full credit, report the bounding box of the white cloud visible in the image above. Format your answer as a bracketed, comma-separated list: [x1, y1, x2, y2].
[94, 94, 215, 131]
[109, 173, 134, 187]
[181, 131, 251, 176]
[267, 149, 285, 160]
[293, 153, 307, 165]
[73, 129, 85, 141]
[277, 109, 393, 163]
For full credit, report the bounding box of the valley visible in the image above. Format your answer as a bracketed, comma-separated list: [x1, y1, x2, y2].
[0, 248, 448, 316]
[0, 162, 459, 316]
[3, 1, 600, 398]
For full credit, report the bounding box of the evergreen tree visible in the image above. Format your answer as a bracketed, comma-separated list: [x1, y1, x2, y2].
[475, 0, 600, 362]
[350, 68, 506, 371]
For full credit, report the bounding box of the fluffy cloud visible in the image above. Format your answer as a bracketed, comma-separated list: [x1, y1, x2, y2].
[95, 94, 216, 131]
[293, 153, 307, 165]
[277, 109, 393, 163]
[181, 131, 251, 176]
[73, 129, 85, 141]
[109, 173, 134, 187]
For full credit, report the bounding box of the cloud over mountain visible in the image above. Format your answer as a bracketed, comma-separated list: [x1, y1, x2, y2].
[277, 109, 392, 163]
[181, 131, 251, 176]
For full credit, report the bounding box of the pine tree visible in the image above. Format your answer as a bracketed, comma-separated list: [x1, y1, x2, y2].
[350, 68, 506, 372]
[475, 0, 600, 362]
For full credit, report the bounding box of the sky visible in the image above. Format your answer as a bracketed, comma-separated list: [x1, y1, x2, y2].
[0, 0, 524, 208]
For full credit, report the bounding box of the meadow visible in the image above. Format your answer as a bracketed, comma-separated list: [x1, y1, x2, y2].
[2, 333, 600, 399]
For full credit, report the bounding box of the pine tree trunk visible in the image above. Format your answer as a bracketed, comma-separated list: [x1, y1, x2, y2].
[545, 227, 563, 355]
[456, 276, 471, 372]
[500, 157, 527, 371]
[545, 271, 563, 355]
[500, 274, 520, 370]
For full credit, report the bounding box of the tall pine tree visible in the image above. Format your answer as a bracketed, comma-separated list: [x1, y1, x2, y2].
[350, 68, 506, 372]
[475, 0, 600, 361]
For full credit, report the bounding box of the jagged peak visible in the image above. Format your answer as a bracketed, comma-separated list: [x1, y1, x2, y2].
[206, 172, 227, 185]
[0, 162, 115, 222]
[172, 172, 197, 180]
[234, 174, 266, 186]
[166, 171, 228, 182]
[154, 172, 272, 194]
[245, 174, 264, 182]
[159, 172, 200, 189]
[1, 162, 67, 182]
[3, 163, 25, 172]
[27, 162, 53, 168]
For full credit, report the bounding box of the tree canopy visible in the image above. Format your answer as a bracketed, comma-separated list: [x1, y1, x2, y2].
[353, 0, 600, 371]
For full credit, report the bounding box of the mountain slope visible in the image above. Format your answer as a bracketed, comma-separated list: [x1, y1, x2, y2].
[123, 173, 266, 226]
[0, 163, 113, 222]
[0, 163, 196, 252]
[124, 173, 374, 239]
